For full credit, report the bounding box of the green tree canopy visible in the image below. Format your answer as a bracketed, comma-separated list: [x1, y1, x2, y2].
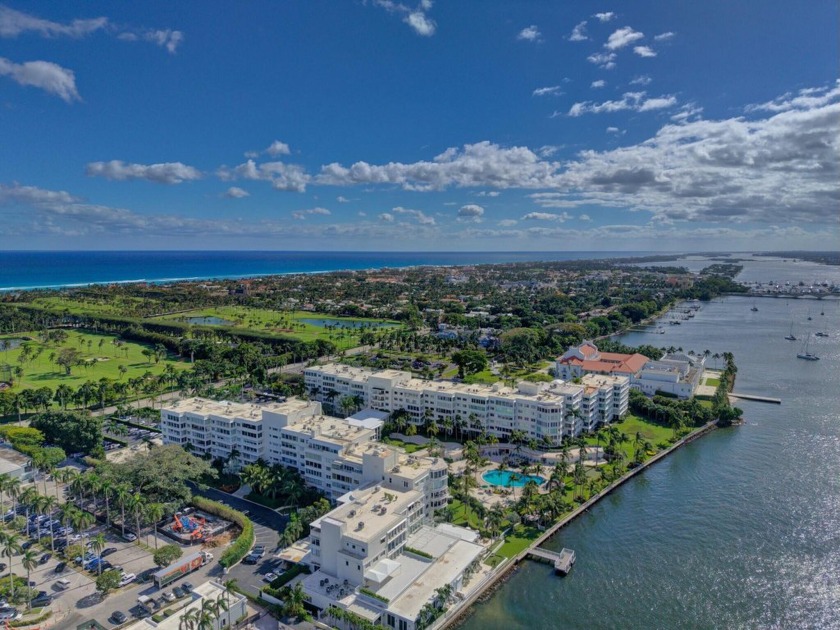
[30, 411, 103, 456]
[153, 543, 183, 567]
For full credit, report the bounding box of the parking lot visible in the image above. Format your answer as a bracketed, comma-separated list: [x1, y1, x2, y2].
[192, 487, 288, 597]
[4, 481, 289, 626]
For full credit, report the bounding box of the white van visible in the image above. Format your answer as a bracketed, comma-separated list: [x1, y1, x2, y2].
[55, 578, 71, 590]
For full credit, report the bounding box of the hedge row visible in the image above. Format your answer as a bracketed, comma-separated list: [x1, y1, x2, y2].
[190, 496, 254, 568]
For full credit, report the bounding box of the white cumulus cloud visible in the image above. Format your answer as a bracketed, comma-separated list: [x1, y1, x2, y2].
[605, 26, 644, 50]
[569, 91, 677, 116]
[591, 80, 606, 88]
[587, 51, 616, 69]
[223, 187, 249, 198]
[0, 56, 80, 102]
[634, 45, 657, 58]
[533, 85, 562, 97]
[593, 12, 616, 23]
[517, 25, 541, 42]
[457, 204, 484, 222]
[86, 160, 202, 184]
[654, 32, 675, 41]
[569, 21, 588, 42]
[265, 140, 291, 156]
[0, 5, 107, 38]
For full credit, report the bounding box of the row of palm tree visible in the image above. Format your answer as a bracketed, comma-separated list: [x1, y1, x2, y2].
[177, 593, 232, 630]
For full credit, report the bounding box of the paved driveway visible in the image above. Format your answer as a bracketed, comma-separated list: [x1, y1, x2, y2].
[191, 486, 288, 597]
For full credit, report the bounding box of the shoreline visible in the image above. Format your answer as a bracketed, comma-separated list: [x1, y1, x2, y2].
[440, 420, 720, 630]
[0, 250, 676, 293]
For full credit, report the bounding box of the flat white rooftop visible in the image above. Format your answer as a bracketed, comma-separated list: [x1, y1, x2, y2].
[163, 396, 316, 421]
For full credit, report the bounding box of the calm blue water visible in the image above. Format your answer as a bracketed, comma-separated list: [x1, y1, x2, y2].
[482, 470, 546, 488]
[0, 250, 653, 291]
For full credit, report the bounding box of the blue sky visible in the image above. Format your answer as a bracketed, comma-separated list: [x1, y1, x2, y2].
[0, 0, 837, 251]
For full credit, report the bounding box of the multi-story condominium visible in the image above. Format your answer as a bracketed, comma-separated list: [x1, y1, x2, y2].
[160, 398, 448, 512]
[303, 483, 483, 630]
[579, 373, 630, 431]
[304, 364, 626, 443]
[557, 341, 703, 399]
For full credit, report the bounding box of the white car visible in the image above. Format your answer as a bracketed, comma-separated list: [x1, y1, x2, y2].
[262, 572, 279, 583]
[119, 573, 136, 587]
[161, 591, 176, 603]
[122, 532, 137, 542]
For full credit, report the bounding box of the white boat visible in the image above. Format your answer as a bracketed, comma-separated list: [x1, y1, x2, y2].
[796, 334, 819, 361]
[784, 323, 797, 341]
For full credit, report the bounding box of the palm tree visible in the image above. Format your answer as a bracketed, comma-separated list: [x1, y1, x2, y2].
[61, 504, 79, 548]
[0, 474, 10, 515]
[20, 549, 39, 610]
[90, 533, 107, 575]
[98, 478, 114, 527]
[115, 484, 131, 536]
[221, 580, 237, 628]
[146, 503, 166, 550]
[41, 495, 59, 552]
[0, 531, 22, 600]
[128, 493, 145, 542]
[6, 477, 21, 516]
[178, 608, 200, 630]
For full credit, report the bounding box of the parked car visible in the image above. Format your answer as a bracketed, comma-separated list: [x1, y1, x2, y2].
[242, 554, 258, 565]
[0, 608, 20, 621]
[110, 611, 127, 624]
[30, 593, 52, 607]
[172, 586, 186, 599]
[251, 545, 266, 557]
[160, 592, 176, 603]
[118, 573, 136, 587]
[38, 553, 51, 565]
[54, 562, 67, 573]
[101, 547, 118, 557]
[0, 564, 5, 572]
[181, 582, 194, 592]
[122, 532, 137, 542]
[262, 572, 278, 583]
[54, 578, 71, 591]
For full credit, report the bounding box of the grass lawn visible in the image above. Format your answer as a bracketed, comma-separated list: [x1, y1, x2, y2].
[483, 553, 504, 568]
[496, 526, 541, 558]
[0, 329, 189, 392]
[704, 377, 721, 386]
[154, 306, 403, 351]
[447, 499, 485, 530]
[584, 413, 674, 459]
[382, 437, 427, 454]
[27, 295, 148, 317]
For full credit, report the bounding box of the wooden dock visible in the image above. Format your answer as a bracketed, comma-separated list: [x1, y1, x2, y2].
[729, 392, 782, 404]
[526, 547, 576, 575]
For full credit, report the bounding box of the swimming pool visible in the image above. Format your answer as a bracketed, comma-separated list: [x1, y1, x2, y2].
[482, 470, 545, 488]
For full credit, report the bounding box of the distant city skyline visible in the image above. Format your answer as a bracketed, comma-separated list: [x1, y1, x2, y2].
[0, 1, 837, 251]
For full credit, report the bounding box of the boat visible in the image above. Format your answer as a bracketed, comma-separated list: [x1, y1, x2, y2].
[815, 332, 828, 338]
[796, 334, 819, 361]
[750, 302, 759, 312]
[784, 323, 797, 341]
[655, 327, 665, 334]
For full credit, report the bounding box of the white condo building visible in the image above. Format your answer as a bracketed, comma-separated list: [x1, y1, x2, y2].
[160, 398, 448, 511]
[303, 483, 484, 630]
[304, 364, 628, 443]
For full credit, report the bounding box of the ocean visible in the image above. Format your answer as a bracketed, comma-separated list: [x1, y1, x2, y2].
[458, 257, 840, 630]
[0, 250, 654, 291]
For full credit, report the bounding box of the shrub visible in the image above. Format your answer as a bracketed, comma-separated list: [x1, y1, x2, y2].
[10, 611, 52, 628]
[359, 587, 389, 603]
[190, 496, 254, 568]
[403, 546, 433, 559]
[153, 544, 183, 568]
